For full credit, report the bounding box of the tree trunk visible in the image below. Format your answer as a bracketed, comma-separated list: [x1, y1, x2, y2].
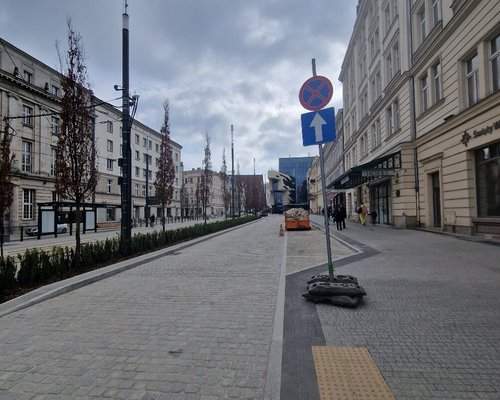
[0, 217, 4, 260]
[75, 203, 81, 270]
[162, 206, 166, 232]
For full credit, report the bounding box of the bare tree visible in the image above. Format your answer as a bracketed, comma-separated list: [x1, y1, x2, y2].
[200, 133, 212, 223]
[0, 119, 14, 259]
[194, 180, 201, 219]
[154, 99, 175, 231]
[55, 19, 98, 269]
[219, 149, 230, 220]
[236, 163, 244, 216]
[179, 182, 188, 221]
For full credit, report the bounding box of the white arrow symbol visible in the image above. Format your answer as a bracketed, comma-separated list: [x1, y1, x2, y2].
[310, 112, 326, 142]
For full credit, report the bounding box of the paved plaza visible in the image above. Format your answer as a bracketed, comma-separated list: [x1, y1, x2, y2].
[0, 214, 499, 399]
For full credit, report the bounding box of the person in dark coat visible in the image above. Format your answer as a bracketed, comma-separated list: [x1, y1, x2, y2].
[333, 205, 343, 231]
[340, 205, 347, 229]
[370, 209, 378, 225]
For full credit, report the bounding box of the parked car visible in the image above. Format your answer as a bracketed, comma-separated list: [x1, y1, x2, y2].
[25, 224, 68, 236]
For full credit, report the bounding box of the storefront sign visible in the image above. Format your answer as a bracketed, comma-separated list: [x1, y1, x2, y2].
[461, 119, 500, 146]
[361, 168, 395, 177]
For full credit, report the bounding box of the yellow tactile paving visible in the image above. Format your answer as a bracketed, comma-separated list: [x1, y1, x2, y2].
[312, 346, 396, 400]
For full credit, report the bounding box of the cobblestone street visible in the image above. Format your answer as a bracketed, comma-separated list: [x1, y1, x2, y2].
[1, 215, 499, 399]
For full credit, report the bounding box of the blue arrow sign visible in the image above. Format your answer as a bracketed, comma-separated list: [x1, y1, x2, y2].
[301, 107, 336, 146]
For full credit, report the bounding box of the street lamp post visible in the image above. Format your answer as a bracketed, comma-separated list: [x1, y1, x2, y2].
[231, 125, 235, 217]
[120, 4, 132, 255]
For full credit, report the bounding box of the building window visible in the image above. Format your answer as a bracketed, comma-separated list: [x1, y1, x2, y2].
[120, 144, 123, 155]
[135, 184, 140, 196]
[490, 34, 500, 91]
[433, 62, 442, 102]
[372, 119, 381, 148]
[107, 179, 112, 194]
[107, 158, 113, 171]
[386, 99, 400, 136]
[23, 189, 35, 219]
[52, 191, 60, 202]
[143, 137, 147, 148]
[149, 140, 152, 150]
[106, 208, 116, 221]
[106, 121, 113, 133]
[135, 150, 140, 160]
[360, 134, 368, 157]
[376, 71, 381, 100]
[386, 53, 393, 83]
[23, 70, 32, 83]
[51, 148, 57, 176]
[135, 134, 140, 145]
[156, 143, 159, 152]
[107, 139, 113, 152]
[466, 53, 479, 106]
[421, 73, 429, 112]
[384, 4, 391, 34]
[393, 100, 400, 131]
[393, 42, 400, 74]
[142, 185, 146, 197]
[22, 105, 33, 126]
[432, 0, 441, 26]
[475, 142, 500, 217]
[135, 166, 140, 177]
[50, 116, 59, 135]
[51, 85, 59, 96]
[419, 6, 426, 43]
[392, 0, 398, 19]
[22, 141, 32, 172]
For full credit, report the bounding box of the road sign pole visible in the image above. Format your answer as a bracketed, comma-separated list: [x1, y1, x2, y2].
[319, 143, 334, 282]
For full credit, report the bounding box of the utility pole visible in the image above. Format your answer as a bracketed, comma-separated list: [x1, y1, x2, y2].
[145, 151, 149, 227]
[120, 1, 132, 254]
[231, 124, 235, 217]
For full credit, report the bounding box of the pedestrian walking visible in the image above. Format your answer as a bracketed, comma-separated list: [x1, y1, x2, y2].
[370, 209, 378, 225]
[150, 214, 155, 227]
[340, 204, 346, 229]
[333, 205, 343, 231]
[357, 203, 368, 226]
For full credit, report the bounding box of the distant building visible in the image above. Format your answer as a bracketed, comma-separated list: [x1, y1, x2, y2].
[278, 156, 315, 209]
[267, 170, 295, 213]
[307, 156, 321, 214]
[183, 168, 227, 218]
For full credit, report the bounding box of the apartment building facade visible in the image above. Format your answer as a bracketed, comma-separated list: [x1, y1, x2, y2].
[183, 168, 228, 218]
[332, 0, 499, 238]
[0, 37, 183, 236]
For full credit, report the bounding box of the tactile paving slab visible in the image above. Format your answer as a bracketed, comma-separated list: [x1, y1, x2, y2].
[312, 346, 395, 399]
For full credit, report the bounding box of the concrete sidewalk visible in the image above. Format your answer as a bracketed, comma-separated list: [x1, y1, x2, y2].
[283, 214, 500, 399]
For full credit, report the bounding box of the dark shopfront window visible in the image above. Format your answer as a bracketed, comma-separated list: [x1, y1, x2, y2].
[475, 142, 500, 217]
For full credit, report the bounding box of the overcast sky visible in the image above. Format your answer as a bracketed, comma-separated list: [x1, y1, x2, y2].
[0, 0, 357, 176]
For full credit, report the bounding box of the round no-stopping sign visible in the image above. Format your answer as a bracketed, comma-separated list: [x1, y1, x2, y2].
[299, 75, 333, 111]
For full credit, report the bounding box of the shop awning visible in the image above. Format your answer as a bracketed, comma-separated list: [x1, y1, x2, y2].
[328, 152, 401, 190]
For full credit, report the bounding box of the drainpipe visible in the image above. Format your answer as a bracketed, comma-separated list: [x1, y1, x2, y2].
[407, 0, 421, 227]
